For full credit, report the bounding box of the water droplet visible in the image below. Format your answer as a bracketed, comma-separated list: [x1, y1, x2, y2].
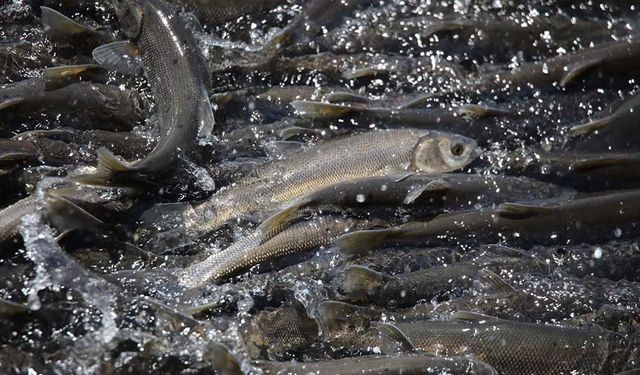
[356, 194, 366, 203]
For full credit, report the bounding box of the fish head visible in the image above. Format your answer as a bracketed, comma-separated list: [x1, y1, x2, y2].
[110, 0, 144, 39]
[411, 131, 480, 173]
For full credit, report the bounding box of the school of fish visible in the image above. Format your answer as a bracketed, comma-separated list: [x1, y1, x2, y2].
[1, 0, 639, 374]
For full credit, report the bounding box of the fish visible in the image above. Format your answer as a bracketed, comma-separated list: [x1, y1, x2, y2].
[291, 100, 510, 128]
[179, 216, 362, 288]
[335, 189, 640, 253]
[336, 255, 544, 308]
[138, 129, 479, 248]
[242, 300, 319, 359]
[376, 312, 632, 375]
[268, 0, 377, 53]
[261, 173, 569, 231]
[83, 0, 215, 186]
[508, 150, 640, 190]
[467, 38, 640, 94]
[0, 190, 102, 247]
[256, 353, 498, 375]
[172, 0, 287, 26]
[0, 79, 142, 134]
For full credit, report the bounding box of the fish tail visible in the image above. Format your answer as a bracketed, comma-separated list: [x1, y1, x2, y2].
[76, 147, 132, 186]
[342, 265, 386, 299]
[40, 6, 91, 36]
[333, 228, 391, 255]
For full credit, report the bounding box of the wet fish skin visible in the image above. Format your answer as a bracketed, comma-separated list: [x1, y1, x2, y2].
[264, 174, 569, 226]
[179, 216, 360, 287]
[479, 38, 640, 93]
[336, 189, 640, 253]
[379, 312, 631, 375]
[198, 129, 477, 230]
[0, 79, 142, 132]
[509, 150, 640, 190]
[87, 0, 214, 186]
[138, 129, 478, 248]
[172, 0, 287, 26]
[242, 301, 319, 359]
[338, 255, 543, 308]
[257, 353, 498, 375]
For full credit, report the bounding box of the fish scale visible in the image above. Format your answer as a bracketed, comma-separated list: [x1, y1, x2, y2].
[180, 216, 357, 287]
[182, 129, 478, 234]
[386, 316, 629, 375]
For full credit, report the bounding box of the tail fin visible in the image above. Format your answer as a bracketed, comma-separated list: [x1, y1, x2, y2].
[75, 147, 132, 186]
[333, 229, 392, 255]
[341, 265, 387, 301]
[41, 6, 92, 36]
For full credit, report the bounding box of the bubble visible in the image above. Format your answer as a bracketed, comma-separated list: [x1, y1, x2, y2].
[614, 228, 622, 238]
[592, 247, 603, 259]
[356, 194, 366, 203]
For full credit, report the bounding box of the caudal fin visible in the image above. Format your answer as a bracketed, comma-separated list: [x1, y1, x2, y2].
[341, 265, 387, 301]
[76, 147, 132, 186]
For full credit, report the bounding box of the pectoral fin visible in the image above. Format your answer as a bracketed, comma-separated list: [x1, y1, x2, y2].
[42, 64, 108, 91]
[375, 323, 416, 352]
[92, 41, 142, 76]
[476, 269, 519, 297]
[41, 6, 93, 36]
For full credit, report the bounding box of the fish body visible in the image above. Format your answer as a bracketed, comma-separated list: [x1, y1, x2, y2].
[243, 302, 319, 359]
[382, 313, 631, 375]
[179, 216, 359, 287]
[336, 189, 640, 252]
[200, 130, 477, 228]
[0, 79, 142, 133]
[484, 38, 640, 92]
[338, 255, 543, 308]
[173, 0, 287, 26]
[139, 129, 478, 248]
[266, 174, 568, 225]
[89, 0, 214, 185]
[256, 354, 498, 375]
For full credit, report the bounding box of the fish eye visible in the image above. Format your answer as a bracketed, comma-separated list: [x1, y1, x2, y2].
[450, 143, 465, 156]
